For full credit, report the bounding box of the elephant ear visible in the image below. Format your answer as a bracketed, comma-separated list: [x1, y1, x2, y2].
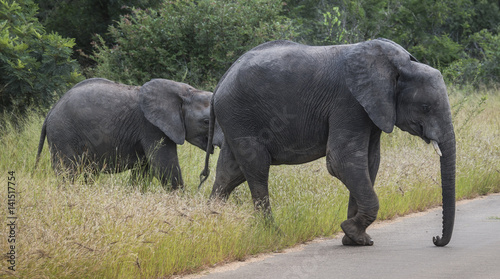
[345, 39, 414, 133]
[139, 79, 188, 145]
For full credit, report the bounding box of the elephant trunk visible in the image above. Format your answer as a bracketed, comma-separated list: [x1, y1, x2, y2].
[199, 97, 216, 189]
[433, 129, 456, 246]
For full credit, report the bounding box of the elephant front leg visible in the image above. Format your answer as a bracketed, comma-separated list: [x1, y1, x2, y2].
[340, 201, 378, 246]
[340, 179, 379, 246]
[341, 131, 381, 245]
[146, 142, 184, 190]
[152, 159, 183, 190]
[327, 149, 379, 246]
[342, 194, 374, 246]
[169, 165, 184, 190]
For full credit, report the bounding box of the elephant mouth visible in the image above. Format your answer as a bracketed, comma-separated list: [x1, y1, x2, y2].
[203, 136, 209, 148]
[418, 124, 442, 156]
[199, 136, 209, 150]
[187, 136, 209, 151]
[419, 123, 431, 144]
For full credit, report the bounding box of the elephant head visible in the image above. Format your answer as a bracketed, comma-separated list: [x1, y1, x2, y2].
[139, 79, 213, 150]
[346, 39, 456, 246]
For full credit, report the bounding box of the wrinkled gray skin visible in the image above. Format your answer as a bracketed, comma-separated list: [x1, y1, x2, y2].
[202, 39, 456, 246]
[37, 78, 216, 189]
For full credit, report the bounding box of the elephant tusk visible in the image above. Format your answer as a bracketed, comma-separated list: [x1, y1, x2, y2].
[431, 140, 442, 157]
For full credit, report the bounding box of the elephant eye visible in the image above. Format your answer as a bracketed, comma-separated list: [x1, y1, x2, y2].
[421, 104, 431, 113]
[203, 119, 210, 125]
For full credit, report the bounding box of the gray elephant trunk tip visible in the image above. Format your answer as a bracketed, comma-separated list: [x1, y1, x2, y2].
[198, 169, 210, 190]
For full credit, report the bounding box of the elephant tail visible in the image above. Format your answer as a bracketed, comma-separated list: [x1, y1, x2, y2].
[199, 97, 215, 190]
[34, 117, 48, 170]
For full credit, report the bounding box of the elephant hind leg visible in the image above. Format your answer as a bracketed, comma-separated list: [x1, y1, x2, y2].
[229, 137, 272, 214]
[210, 140, 246, 201]
[50, 146, 83, 182]
[210, 137, 272, 214]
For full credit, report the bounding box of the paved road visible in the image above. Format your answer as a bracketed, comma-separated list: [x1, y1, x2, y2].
[196, 194, 500, 279]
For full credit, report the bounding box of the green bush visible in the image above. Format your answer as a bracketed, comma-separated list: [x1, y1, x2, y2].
[443, 29, 500, 87]
[443, 57, 482, 86]
[409, 35, 465, 69]
[470, 29, 500, 85]
[35, 0, 163, 66]
[91, 0, 297, 88]
[0, 0, 82, 114]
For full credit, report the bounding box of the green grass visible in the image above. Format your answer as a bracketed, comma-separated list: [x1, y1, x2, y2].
[1, 87, 499, 278]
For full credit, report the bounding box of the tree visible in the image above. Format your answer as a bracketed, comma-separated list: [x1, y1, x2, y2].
[35, 0, 163, 66]
[444, 28, 500, 85]
[91, 0, 297, 88]
[0, 0, 82, 113]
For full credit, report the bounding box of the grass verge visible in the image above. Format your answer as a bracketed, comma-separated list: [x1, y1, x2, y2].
[0, 87, 499, 278]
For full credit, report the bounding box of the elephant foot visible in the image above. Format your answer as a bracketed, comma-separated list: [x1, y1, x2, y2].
[341, 219, 373, 246]
[341, 234, 373, 246]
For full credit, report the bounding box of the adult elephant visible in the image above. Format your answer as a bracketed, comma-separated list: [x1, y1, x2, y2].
[37, 78, 219, 189]
[201, 39, 456, 246]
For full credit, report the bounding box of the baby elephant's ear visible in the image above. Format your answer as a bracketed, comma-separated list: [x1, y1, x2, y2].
[345, 39, 412, 133]
[139, 79, 186, 145]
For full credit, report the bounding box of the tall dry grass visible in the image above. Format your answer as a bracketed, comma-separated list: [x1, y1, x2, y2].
[0, 87, 499, 278]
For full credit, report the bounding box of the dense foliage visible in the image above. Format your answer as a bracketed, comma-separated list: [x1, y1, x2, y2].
[35, 0, 163, 66]
[91, 0, 297, 87]
[0, 0, 81, 114]
[1, 0, 499, 114]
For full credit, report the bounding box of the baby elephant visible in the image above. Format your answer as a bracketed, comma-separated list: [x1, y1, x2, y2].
[36, 78, 213, 188]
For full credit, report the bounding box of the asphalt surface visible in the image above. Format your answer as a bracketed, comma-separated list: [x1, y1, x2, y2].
[194, 194, 500, 279]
